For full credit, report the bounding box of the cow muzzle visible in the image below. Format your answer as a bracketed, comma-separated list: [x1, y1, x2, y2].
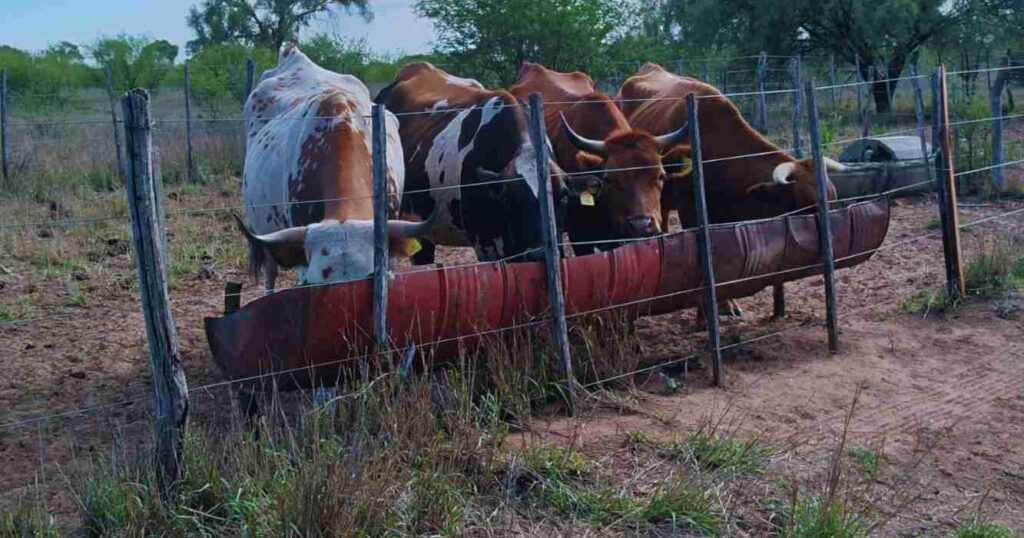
[624, 216, 659, 237]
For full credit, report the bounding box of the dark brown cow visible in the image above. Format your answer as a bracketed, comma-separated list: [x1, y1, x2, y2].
[375, 62, 568, 264]
[510, 62, 689, 254]
[618, 62, 844, 229]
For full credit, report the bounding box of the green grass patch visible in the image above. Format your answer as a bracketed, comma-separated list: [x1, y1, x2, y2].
[0, 504, 59, 538]
[952, 522, 1015, 538]
[847, 446, 884, 478]
[780, 493, 869, 538]
[964, 247, 1024, 299]
[629, 429, 769, 474]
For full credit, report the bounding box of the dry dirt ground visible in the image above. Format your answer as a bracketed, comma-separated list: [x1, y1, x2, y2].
[1, 180, 1023, 533]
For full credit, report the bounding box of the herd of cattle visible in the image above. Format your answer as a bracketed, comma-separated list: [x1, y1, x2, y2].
[237, 45, 848, 305]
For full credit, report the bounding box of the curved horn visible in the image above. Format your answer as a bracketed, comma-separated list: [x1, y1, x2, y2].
[653, 121, 690, 150]
[388, 205, 440, 238]
[772, 162, 797, 185]
[560, 112, 607, 157]
[477, 167, 503, 182]
[233, 212, 307, 246]
[823, 157, 848, 172]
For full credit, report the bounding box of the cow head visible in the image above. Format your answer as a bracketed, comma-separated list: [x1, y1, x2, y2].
[744, 158, 843, 214]
[561, 113, 688, 238]
[234, 212, 436, 284]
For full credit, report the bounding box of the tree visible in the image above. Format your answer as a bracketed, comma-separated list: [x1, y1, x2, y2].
[186, 0, 371, 54]
[414, 0, 625, 86]
[187, 43, 277, 115]
[91, 35, 179, 92]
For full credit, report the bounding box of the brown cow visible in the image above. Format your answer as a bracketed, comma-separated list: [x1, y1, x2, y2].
[510, 62, 689, 254]
[618, 62, 844, 229]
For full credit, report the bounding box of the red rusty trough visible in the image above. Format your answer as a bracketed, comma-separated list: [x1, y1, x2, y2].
[205, 196, 890, 391]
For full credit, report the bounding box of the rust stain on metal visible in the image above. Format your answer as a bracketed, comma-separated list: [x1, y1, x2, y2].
[206, 197, 891, 390]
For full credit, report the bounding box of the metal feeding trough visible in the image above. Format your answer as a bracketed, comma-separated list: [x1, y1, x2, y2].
[830, 136, 935, 199]
[205, 197, 891, 392]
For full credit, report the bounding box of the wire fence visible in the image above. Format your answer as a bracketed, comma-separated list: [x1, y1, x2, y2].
[1, 60, 1023, 506]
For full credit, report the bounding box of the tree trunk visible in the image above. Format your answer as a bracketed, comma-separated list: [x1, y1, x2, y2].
[869, 55, 907, 114]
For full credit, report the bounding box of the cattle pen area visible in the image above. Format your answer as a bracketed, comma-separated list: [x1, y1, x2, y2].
[1, 55, 1024, 536]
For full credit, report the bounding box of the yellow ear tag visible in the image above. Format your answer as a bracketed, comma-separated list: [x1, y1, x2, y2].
[404, 238, 423, 256]
[579, 192, 596, 207]
[678, 157, 694, 176]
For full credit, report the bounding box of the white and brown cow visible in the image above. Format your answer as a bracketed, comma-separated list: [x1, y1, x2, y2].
[238, 45, 433, 291]
[374, 62, 567, 264]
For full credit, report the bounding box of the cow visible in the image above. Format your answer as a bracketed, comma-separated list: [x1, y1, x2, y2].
[375, 62, 568, 264]
[617, 62, 846, 320]
[509, 62, 690, 255]
[617, 62, 845, 229]
[236, 45, 435, 292]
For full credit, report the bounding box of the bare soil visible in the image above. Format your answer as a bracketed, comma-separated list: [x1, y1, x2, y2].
[1, 185, 1023, 534]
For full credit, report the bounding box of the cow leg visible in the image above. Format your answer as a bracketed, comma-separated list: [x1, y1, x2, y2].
[263, 256, 279, 296]
[772, 283, 786, 319]
[721, 299, 744, 318]
[411, 239, 436, 265]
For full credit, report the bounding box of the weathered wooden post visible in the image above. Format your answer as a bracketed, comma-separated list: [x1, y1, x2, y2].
[789, 57, 804, 158]
[122, 89, 189, 497]
[103, 66, 124, 187]
[0, 69, 8, 184]
[932, 66, 966, 299]
[855, 54, 868, 138]
[909, 63, 936, 189]
[989, 57, 1010, 194]
[183, 64, 197, 184]
[686, 93, 724, 387]
[244, 58, 256, 108]
[829, 55, 837, 110]
[528, 94, 577, 412]
[803, 82, 839, 352]
[371, 104, 390, 362]
[752, 51, 769, 134]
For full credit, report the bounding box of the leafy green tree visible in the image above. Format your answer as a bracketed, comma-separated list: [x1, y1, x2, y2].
[414, 0, 625, 86]
[0, 44, 93, 108]
[91, 35, 179, 92]
[187, 43, 276, 116]
[186, 0, 371, 54]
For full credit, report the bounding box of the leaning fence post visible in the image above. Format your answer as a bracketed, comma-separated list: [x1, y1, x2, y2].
[789, 57, 804, 159]
[371, 104, 390, 364]
[803, 82, 839, 353]
[686, 93, 724, 387]
[183, 64, 197, 184]
[122, 89, 189, 497]
[932, 66, 967, 299]
[102, 66, 124, 188]
[0, 69, 8, 184]
[989, 57, 1009, 194]
[527, 93, 577, 414]
[855, 54, 868, 137]
[244, 57, 255, 109]
[752, 51, 769, 134]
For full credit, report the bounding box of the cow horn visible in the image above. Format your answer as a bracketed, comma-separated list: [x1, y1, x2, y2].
[772, 162, 798, 185]
[477, 167, 503, 182]
[823, 157, 848, 172]
[560, 112, 607, 157]
[653, 122, 690, 150]
[388, 205, 440, 238]
[233, 213, 308, 247]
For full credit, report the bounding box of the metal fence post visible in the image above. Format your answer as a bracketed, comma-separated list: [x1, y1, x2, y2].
[803, 82, 839, 353]
[933, 66, 966, 299]
[527, 93, 577, 414]
[989, 57, 1009, 194]
[122, 89, 189, 498]
[753, 51, 769, 134]
[789, 57, 804, 159]
[855, 54, 868, 137]
[686, 93, 724, 387]
[702, 60, 710, 84]
[103, 66, 124, 188]
[0, 69, 8, 184]
[371, 104, 390, 361]
[676, 59, 684, 75]
[829, 55, 837, 110]
[244, 57, 255, 109]
[183, 64, 197, 184]
[909, 64, 936, 191]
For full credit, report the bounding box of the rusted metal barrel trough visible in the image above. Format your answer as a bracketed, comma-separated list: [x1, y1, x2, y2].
[205, 196, 890, 391]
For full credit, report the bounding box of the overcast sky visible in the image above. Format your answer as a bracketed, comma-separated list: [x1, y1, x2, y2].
[0, 0, 434, 57]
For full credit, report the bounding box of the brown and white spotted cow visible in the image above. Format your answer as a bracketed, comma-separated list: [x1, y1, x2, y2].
[510, 62, 689, 255]
[238, 45, 434, 291]
[375, 62, 568, 265]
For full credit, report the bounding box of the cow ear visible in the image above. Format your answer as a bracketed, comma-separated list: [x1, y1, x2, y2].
[744, 182, 785, 203]
[575, 151, 605, 172]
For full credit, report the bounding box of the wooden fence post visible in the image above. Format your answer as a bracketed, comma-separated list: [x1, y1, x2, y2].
[989, 57, 1009, 194]
[829, 55, 837, 110]
[855, 54, 868, 138]
[527, 93, 577, 414]
[752, 51, 769, 134]
[102, 66, 124, 188]
[803, 82, 839, 353]
[909, 63, 936, 191]
[244, 58, 255, 109]
[933, 66, 966, 299]
[789, 57, 804, 159]
[371, 104, 390, 361]
[1, 69, 8, 184]
[183, 64, 197, 184]
[686, 93, 724, 387]
[122, 89, 189, 497]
